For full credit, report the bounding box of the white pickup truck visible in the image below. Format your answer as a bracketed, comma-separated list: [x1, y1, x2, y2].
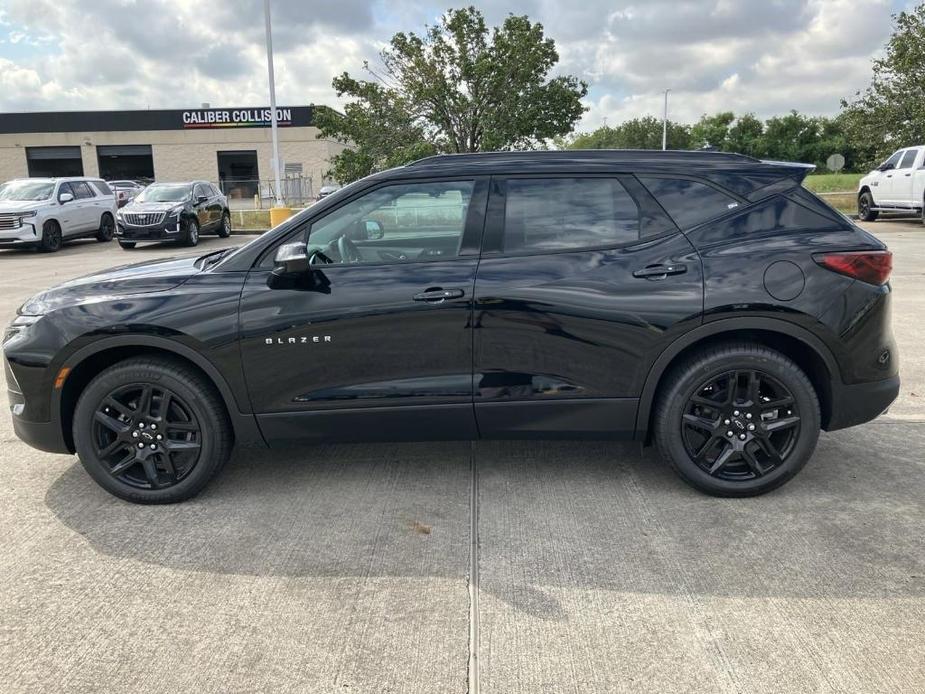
[857, 145, 925, 221]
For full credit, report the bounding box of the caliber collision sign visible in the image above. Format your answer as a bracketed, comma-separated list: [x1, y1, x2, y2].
[181, 108, 294, 128]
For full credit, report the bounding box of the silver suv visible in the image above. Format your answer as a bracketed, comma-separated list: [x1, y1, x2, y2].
[0, 177, 118, 252]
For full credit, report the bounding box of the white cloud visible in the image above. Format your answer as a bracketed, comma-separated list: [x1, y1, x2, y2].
[0, 0, 900, 133]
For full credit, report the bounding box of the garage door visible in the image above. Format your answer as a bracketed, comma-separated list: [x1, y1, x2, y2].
[26, 146, 83, 177]
[97, 145, 154, 182]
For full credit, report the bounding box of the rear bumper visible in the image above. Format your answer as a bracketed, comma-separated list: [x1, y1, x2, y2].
[826, 374, 900, 431]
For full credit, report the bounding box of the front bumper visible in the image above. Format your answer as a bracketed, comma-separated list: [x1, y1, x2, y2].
[0, 220, 40, 247]
[116, 216, 181, 241]
[827, 374, 900, 431]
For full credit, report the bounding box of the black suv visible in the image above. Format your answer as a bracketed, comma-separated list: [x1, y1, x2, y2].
[4, 151, 898, 503]
[115, 181, 231, 249]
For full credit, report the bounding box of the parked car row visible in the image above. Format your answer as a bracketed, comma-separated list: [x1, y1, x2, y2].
[0, 177, 232, 252]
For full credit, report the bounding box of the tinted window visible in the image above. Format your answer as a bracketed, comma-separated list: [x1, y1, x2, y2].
[899, 150, 918, 169]
[209, 183, 222, 197]
[57, 183, 74, 200]
[307, 180, 475, 265]
[638, 177, 740, 230]
[193, 183, 210, 199]
[72, 181, 94, 199]
[688, 194, 840, 247]
[503, 178, 638, 252]
[91, 180, 113, 196]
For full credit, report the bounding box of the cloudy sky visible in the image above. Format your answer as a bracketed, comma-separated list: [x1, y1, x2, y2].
[0, 0, 915, 131]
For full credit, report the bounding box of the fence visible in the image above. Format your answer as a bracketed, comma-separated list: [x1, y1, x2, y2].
[215, 176, 316, 210]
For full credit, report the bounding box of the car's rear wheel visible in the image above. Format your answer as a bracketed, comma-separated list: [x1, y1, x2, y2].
[73, 357, 233, 504]
[39, 220, 62, 252]
[182, 218, 200, 246]
[217, 212, 231, 238]
[654, 343, 820, 497]
[118, 241, 136, 250]
[858, 191, 878, 221]
[96, 213, 115, 242]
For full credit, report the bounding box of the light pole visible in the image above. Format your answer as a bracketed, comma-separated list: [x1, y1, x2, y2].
[264, 0, 284, 210]
[662, 89, 671, 151]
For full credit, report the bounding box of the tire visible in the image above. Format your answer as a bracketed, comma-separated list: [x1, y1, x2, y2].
[182, 217, 200, 246]
[217, 212, 231, 238]
[72, 356, 233, 504]
[39, 220, 63, 253]
[858, 191, 878, 222]
[96, 213, 115, 242]
[654, 343, 820, 497]
[118, 241, 136, 250]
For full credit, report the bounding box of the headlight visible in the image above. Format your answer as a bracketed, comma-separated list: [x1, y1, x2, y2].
[4, 314, 42, 343]
[18, 211, 37, 218]
[167, 206, 184, 218]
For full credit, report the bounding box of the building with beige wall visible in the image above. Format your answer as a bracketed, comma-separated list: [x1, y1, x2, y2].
[0, 106, 347, 207]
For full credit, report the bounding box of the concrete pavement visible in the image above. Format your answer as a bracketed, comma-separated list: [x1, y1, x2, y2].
[0, 226, 921, 693]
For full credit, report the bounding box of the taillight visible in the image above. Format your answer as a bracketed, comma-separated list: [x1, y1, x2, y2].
[812, 250, 892, 285]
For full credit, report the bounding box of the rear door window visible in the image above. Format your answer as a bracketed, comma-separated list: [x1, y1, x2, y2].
[91, 180, 113, 196]
[72, 181, 95, 199]
[502, 177, 639, 253]
[637, 177, 740, 231]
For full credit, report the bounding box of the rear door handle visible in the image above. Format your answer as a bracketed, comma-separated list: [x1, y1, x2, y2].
[413, 288, 464, 302]
[633, 264, 687, 279]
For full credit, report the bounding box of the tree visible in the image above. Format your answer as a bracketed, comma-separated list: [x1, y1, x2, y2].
[690, 112, 735, 150]
[726, 113, 764, 158]
[841, 5, 925, 169]
[568, 117, 692, 150]
[316, 6, 588, 183]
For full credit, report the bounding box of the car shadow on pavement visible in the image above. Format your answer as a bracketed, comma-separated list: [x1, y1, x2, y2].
[44, 421, 925, 618]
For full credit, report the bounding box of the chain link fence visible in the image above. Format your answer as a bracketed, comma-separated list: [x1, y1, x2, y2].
[215, 176, 317, 210]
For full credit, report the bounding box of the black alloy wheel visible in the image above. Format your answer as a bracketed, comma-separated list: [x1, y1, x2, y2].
[96, 213, 115, 242]
[681, 369, 799, 481]
[90, 382, 202, 490]
[654, 343, 820, 497]
[858, 191, 878, 222]
[40, 220, 62, 252]
[73, 357, 232, 503]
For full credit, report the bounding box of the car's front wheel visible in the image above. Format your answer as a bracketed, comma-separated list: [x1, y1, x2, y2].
[858, 191, 878, 222]
[182, 218, 200, 246]
[654, 343, 820, 497]
[39, 220, 63, 252]
[73, 357, 233, 504]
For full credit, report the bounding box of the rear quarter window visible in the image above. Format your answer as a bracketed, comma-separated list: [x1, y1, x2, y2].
[638, 177, 740, 230]
[686, 194, 843, 247]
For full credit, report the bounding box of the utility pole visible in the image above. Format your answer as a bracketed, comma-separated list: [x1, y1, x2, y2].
[662, 89, 671, 151]
[264, 0, 283, 208]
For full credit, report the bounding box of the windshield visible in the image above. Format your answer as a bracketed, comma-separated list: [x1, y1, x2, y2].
[136, 184, 191, 203]
[0, 180, 54, 201]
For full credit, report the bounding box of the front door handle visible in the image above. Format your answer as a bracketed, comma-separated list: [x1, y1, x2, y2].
[633, 264, 687, 279]
[413, 288, 464, 302]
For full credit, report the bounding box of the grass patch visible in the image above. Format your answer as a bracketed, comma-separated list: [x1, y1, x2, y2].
[803, 173, 863, 194]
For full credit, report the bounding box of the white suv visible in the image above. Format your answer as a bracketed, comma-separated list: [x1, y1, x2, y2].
[0, 177, 118, 252]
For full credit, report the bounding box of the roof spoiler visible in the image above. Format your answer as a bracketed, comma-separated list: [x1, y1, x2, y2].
[743, 161, 816, 202]
[761, 159, 815, 180]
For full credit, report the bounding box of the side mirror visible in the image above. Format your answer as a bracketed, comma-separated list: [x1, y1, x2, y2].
[196, 195, 209, 204]
[879, 162, 895, 172]
[272, 241, 311, 276]
[364, 219, 384, 240]
[58, 192, 74, 204]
